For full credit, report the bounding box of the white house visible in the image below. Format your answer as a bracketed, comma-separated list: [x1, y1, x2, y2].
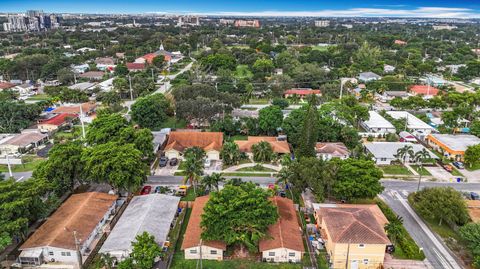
[99, 194, 180, 261]
[358, 72, 381, 82]
[364, 142, 437, 165]
[384, 64, 396, 73]
[18, 192, 118, 268]
[181, 196, 226, 260]
[386, 111, 435, 134]
[259, 196, 304, 263]
[361, 111, 396, 134]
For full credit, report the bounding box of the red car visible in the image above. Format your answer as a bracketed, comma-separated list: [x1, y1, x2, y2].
[140, 185, 152, 195]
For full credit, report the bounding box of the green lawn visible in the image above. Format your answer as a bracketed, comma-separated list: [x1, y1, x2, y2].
[249, 98, 270, 105]
[230, 135, 248, 141]
[451, 168, 464, 177]
[27, 94, 51, 101]
[234, 64, 254, 79]
[0, 158, 45, 172]
[221, 172, 276, 177]
[410, 165, 432, 176]
[160, 116, 187, 129]
[237, 166, 277, 172]
[380, 164, 413, 175]
[466, 163, 480, 171]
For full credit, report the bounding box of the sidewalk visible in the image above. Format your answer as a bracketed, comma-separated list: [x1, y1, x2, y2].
[222, 162, 281, 172]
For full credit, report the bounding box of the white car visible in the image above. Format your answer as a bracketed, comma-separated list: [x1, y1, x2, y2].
[204, 159, 211, 168]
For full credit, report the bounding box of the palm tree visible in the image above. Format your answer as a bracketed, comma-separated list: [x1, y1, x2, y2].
[384, 216, 404, 245]
[183, 147, 206, 195]
[96, 253, 116, 269]
[395, 145, 414, 164]
[220, 142, 242, 166]
[201, 173, 225, 192]
[252, 141, 274, 163]
[413, 148, 431, 191]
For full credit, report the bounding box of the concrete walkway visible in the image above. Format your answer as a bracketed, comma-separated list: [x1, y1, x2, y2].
[222, 162, 281, 172]
[405, 163, 419, 176]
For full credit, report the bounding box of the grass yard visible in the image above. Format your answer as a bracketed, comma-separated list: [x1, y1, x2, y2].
[410, 165, 432, 176]
[230, 135, 248, 141]
[0, 158, 45, 173]
[237, 166, 277, 172]
[380, 164, 413, 175]
[171, 253, 302, 269]
[27, 94, 51, 101]
[221, 172, 276, 177]
[180, 187, 197, 201]
[466, 163, 480, 171]
[451, 168, 464, 177]
[249, 98, 270, 105]
[160, 116, 187, 129]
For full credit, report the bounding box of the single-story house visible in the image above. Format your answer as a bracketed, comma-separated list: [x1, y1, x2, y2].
[364, 142, 436, 165]
[315, 204, 390, 269]
[259, 196, 304, 263]
[360, 111, 396, 134]
[426, 134, 480, 161]
[283, 88, 321, 99]
[13, 83, 36, 95]
[99, 194, 180, 261]
[152, 128, 170, 153]
[126, 62, 146, 72]
[231, 108, 259, 120]
[409, 85, 440, 97]
[399, 131, 417, 143]
[358, 72, 381, 82]
[19, 192, 118, 267]
[0, 132, 48, 155]
[95, 57, 116, 71]
[164, 131, 223, 160]
[235, 136, 290, 159]
[76, 47, 97, 53]
[181, 196, 226, 260]
[383, 64, 395, 73]
[98, 78, 115, 92]
[38, 113, 78, 133]
[53, 103, 97, 117]
[69, 82, 97, 91]
[72, 64, 89, 74]
[79, 71, 105, 81]
[386, 111, 435, 134]
[315, 142, 350, 160]
[425, 74, 447, 87]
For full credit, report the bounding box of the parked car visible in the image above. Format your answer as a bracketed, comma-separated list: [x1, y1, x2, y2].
[141, 185, 152, 195]
[169, 158, 178, 166]
[159, 157, 168, 167]
[204, 159, 211, 168]
[442, 164, 453, 172]
[154, 186, 161, 193]
[471, 192, 480, 200]
[453, 161, 465, 169]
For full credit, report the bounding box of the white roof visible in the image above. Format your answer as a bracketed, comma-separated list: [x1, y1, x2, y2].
[99, 194, 180, 254]
[429, 134, 480, 152]
[364, 142, 437, 159]
[98, 78, 114, 92]
[363, 111, 395, 129]
[386, 111, 434, 130]
[68, 82, 96, 91]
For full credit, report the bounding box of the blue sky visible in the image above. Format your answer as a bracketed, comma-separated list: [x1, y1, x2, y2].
[2, 0, 480, 17]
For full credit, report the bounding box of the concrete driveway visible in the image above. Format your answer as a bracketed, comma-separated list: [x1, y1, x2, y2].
[154, 163, 179, 176]
[424, 166, 457, 182]
[459, 168, 480, 183]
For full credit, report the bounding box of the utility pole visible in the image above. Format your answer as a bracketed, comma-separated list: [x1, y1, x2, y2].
[73, 231, 83, 268]
[74, 73, 77, 84]
[6, 153, 13, 178]
[128, 75, 134, 101]
[79, 104, 86, 139]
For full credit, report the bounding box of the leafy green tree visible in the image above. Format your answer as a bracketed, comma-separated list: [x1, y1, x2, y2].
[282, 108, 306, 147]
[130, 232, 162, 269]
[201, 182, 279, 251]
[0, 101, 42, 133]
[384, 216, 404, 245]
[57, 67, 75, 85]
[201, 173, 225, 192]
[201, 53, 236, 72]
[131, 93, 170, 130]
[271, 98, 289, 109]
[86, 113, 129, 145]
[460, 223, 480, 268]
[258, 105, 283, 135]
[296, 95, 319, 158]
[331, 159, 384, 201]
[252, 141, 274, 163]
[33, 141, 84, 195]
[411, 187, 469, 227]
[152, 56, 165, 69]
[82, 142, 146, 192]
[220, 141, 242, 166]
[98, 91, 122, 110]
[133, 128, 155, 161]
[465, 144, 480, 168]
[114, 64, 129, 76]
[354, 41, 381, 70]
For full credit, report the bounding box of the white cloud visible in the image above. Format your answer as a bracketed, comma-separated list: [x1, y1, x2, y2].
[175, 6, 480, 18]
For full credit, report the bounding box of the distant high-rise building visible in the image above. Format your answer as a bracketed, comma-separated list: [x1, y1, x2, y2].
[314, 20, 330, 27]
[234, 20, 260, 28]
[177, 16, 200, 26]
[2, 10, 60, 32]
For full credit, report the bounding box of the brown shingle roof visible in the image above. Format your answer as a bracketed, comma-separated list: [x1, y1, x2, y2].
[259, 197, 304, 252]
[165, 132, 223, 152]
[79, 71, 104, 79]
[317, 204, 390, 244]
[315, 142, 350, 157]
[53, 103, 96, 114]
[235, 136, 290, 154]
[1, 132, 47, 147]
[20, 192, 118, 250]
[181, 196, 226, 250]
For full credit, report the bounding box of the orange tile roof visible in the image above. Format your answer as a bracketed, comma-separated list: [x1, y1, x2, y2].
[39, 113, 78, 126]
[235, 136, 290, 154]
[317, 204, 390, 244]
[284, 89, 321, 96]
[410, 85, 440, 96]
[181, 196, 227, 250]
[20, 192, 118, 250]
[141, 53, 158, 64]
[53, 103, 96, 114]
[0, 82, 16, 90]
[126, 62, 146, 70]
[259, 196, 304, 252]
[165, 132, 223, 152]
[315, 142, 350, 157]
[467, 200, 480, 222]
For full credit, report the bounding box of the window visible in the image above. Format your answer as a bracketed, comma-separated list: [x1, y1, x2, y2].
[358, 244, 365, 248]
[66, 252, 71, 256]
[61, 252, 66, 256]
[380, 158, 387, 161]
[288, 252, 296, 257]
[210, 250, 217, 255]
[190, 249, 197, 254]
[48, 251, 54, 256]
[363, 259, 369, 264]
[268, 252, 275, 256]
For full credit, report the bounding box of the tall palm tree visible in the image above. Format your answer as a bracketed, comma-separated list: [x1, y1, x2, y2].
[395, 145, 414, 164]
[183, 147, 205, 195]
[384, 216, 404, 245]
[201, 173, 225, 192]
[252, 141, 274, 163]
[413, 148, 431, 191]
[97, 253, 116, 269]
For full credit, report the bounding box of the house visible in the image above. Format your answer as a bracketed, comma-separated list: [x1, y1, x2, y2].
[100, 194, 180, 261]
[72, 64, 89, 74]
[95, 57, 116, 71]
[409, 85, 440, 97]
[380, 91, 408, 102]
[126, 62, 146, 72]
[231, 108, 259, 120]
[181, 196, 227, 260]
[18, 192, 118, 268]
[79, 71, 105, 81]
[364, 142, 436, 165]
[13, 83, 36, 96]
[259, 196, 304, 263]
[383, 64, 395, 73]
[53, 103, 96, 117]
[446, 64, 466, 74]
[38, 113, 78, 133]
[399, 131, 417, 143]
[0, 82, 15, 91]
[98, 78, 115, 92]
[164, 131, 223, 160]
[360, 111, 396, 134]
[283, 88, 321, 99]
[152, 128, 170, 153]
[0, 132, 48, 155]
[315, 142, 350, 160]
[426, 134, 480, 161]
[135, 53, 157, 64]
[76, 47, 96, 53]
[235, 136, 290, 159]
[386, 111, 435, 134]
[425, 74, 447, 87]
[314, 204, 390, 269]
[466, 200, 480, 223]
[394, 40, 407, 46]
[69, 82, 97, 91]
[358, 72, 381, 82]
